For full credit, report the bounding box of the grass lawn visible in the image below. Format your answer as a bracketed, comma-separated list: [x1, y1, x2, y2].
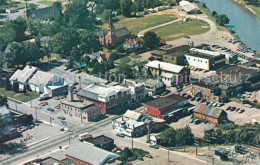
[38, 0, 54, 6]
[131, 54, 141, 59]
[101, 14, 177, 35]
[151, 20, 210, 41]
[114, 57, 131, 65]
[248, 5, 260, 17]
[0, 87, 40, 103]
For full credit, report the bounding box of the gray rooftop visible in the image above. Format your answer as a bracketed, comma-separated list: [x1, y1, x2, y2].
[66, 142, 120, 165]
[0, 106, 10, 116]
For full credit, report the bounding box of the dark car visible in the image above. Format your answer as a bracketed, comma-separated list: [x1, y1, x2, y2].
[116, 133, 125, 138]
[46, 107, 54, 112]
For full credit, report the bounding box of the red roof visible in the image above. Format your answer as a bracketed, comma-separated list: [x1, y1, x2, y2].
[100, 51, 111, 60]
[125, 38, 138, 45]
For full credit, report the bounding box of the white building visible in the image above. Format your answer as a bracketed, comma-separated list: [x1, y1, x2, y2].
[10, 65, 38, 90]
[28, 71, 65, 93]
[184, 48, 226, 70]
[179, 1, 200, 14]
[161, 73, 176, 87]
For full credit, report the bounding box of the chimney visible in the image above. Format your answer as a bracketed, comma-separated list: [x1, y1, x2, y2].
[68, 85, 74, 102]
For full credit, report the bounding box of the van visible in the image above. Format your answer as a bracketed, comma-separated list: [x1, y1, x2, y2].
[39, 93, 51, 101]
[78, 132, 92, 141]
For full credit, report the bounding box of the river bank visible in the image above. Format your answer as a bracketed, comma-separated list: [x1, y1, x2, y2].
[232, 0, 260, 18]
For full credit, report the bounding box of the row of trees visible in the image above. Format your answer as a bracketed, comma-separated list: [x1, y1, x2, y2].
[204, 124, 260, 146]
[158, 126, 194, 147]
[212, 11, 229, 26]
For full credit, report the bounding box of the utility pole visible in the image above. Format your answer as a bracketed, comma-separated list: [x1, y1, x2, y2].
[35, 107, 38, 121]
[15, 102, 17, 111]
[168, 149, 170, 162]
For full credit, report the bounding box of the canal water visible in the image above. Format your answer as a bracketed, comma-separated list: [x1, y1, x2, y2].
[199, 0, 260, 51]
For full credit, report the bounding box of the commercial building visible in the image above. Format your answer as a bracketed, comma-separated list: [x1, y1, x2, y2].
[29, 71, 66, 94]
[145, 60, 190, 85]
[122, 79, 149, 102]
[86, 135, 115, 151]
[184, 48, 226, 71]
[61, 86, 101, 122]
[217, 65, 260, 90]
[96, 15, 131, 46]
[136, 78, 165, 96]
[144, 94, 189, 121]
[65, 142, 120, 165]
[193, 104, 228, 124]
[179, 1, 200, 14]
[77, 83, 131, 114]
[192, 74, 243, 102]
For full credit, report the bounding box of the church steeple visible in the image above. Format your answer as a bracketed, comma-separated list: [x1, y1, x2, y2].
[107, 15, 115, 30]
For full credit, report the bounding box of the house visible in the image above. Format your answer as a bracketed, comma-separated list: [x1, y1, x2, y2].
[96, 15, 131, 46]
[0, 106, 12, 126]
[193, 104, 228, 124]
[184, 48, 226, 71]
[29, 71, 65, 94]
[144, 94, 189, 121]
[123, 38, 142, 50]
[100, 51, 111, 61]
[179, 1, 200, 14]
[10, 65, 38, 90]
[24, 6, 59, 19]
[77, 83, 131, 114]
[65, 142, 120, 165]
[86, 135, 115, 151]
[136, 78, 165, 96]
[86, 1, 98, 13]
[112, 110, 166, 137]
[145, 60, 190, 85]
[61, 86, 101, 122]
[122, 79, 149, 102]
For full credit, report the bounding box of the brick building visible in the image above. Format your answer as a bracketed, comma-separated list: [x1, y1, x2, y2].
[76, 83, 131, 114]
[193, 104, 228, 124]
[96, 15, 131, 46]
[144, 94, 189, 121]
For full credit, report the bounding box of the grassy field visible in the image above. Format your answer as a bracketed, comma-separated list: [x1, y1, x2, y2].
[151, 20, 210, 41]
[114, 56, 131, 65]
[38, 0, 54, 6]
[102, 14, 177, 35]
[0, 87, 40, 103]
[248, 5, 260, 17]
[40, 53, 61, 62]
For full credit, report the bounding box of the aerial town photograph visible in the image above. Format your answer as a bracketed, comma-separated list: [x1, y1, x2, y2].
[0, 0, 259, 164]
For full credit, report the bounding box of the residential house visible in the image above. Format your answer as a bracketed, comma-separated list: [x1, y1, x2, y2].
[112, 110, 166, 137]
[136, 78, 165, 96]
[122, 79, 149, 102]
[145, 60, 190, 85]
[85, 51, 103, 63]
[123, 38, 142, 50]
[184, 48, 226, 71]
[77, 83, 131, 114]
[96, 15, 131, 46]
[86, 135, 115, 151]
[29, 71, 65, 94]
[100, 51, 111, 62]
[65, 142, 120, 165]
[144, 94, 189, 121]
[24, 6, 59, 19]
[61, 86, 101, 122]
[0, 106, 12, 126]
[193, 104, 228, 124]
[10, 65, 38, 90]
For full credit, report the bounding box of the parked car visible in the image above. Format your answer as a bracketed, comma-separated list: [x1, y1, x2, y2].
[189, 97, 195, 101]
[149, 144, 159, 149]
[194, 119, 201, 124]
[145, 154, 153, 158]
[189, 118, 196, 123]
[58, 116, 66, 120]
[46, 107, 54, 112]
[116, 133, 125, 138]
[184, 35, 190, 39]
[239, 109, 245, 113]
[137, 157, 144, 161]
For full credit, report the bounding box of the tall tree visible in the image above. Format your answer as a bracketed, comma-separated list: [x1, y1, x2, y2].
[52, 28, 80, 56]
[0, 0, 6, 5]
[53, 1, 62, 14]
[143, 31, 159, 49]
[216, 14, 229, 26]
[6, 43, 27, 67]
[5, 17, 26, 41]
[79, 32, 101, 55]
[121, 0, 132, 17]
[102, 9, 112, 21]
[13, 80, 19, 93]
[5, 76, 12, 91]
[24, 42, 43, 64]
